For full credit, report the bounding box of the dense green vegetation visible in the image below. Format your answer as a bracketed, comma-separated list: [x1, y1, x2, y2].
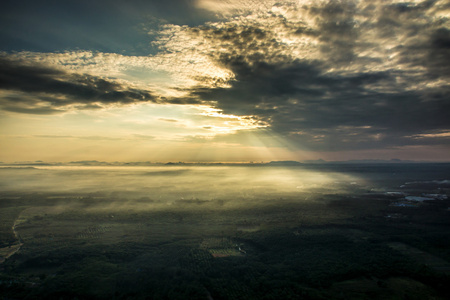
[0, 164, 449, 299]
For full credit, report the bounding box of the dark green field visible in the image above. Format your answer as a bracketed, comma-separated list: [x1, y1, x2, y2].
[1, 164, 449, 299]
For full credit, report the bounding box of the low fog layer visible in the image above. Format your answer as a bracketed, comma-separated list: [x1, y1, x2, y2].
[0, 165, 359, 211]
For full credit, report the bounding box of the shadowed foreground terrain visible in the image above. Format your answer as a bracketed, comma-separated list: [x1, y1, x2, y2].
[0, 163, 449, 299]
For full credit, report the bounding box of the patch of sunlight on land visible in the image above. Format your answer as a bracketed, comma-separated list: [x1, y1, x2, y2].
[0, 165, 361, 213]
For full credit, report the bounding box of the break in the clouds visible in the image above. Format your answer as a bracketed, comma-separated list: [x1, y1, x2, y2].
[0, 0, 449, 160]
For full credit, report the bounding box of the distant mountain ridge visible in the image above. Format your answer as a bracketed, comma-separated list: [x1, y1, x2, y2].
[1, 159, 448, 167]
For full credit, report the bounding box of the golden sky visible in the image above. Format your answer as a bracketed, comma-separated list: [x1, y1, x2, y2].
[1, 0, 449, 162]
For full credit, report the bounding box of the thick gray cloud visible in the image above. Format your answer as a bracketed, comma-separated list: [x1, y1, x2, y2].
[1, 0, 449, 153]
[0, 57, 188, 113]
[189, 57, 450, 150]
[174, 0, 450, 151]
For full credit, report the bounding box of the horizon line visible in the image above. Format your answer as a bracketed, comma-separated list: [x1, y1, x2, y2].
[2, 159, 450, 166]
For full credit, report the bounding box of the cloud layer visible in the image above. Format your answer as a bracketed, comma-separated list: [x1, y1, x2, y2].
[168, 0, 450, 150]
[1, 0, 449, 155]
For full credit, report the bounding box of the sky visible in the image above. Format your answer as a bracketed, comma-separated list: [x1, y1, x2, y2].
[0, 0, 449, 163]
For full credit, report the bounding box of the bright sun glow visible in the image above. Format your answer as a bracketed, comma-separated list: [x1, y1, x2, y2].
[197, 106, 268, 135]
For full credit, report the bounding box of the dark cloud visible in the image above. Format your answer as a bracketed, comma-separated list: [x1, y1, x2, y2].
[178, 0, 450, 151]
[375, 2, 450, 80]
[190, 17, 296, 64]
[1, 0, 449, 154]
[0, 57, 163, 113]
[308, 0, 359, 64]
[189, 56, 450, 150]
[423, 27, 450, 78]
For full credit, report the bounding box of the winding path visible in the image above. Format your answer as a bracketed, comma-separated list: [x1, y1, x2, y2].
[0, 220, 23, 264]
